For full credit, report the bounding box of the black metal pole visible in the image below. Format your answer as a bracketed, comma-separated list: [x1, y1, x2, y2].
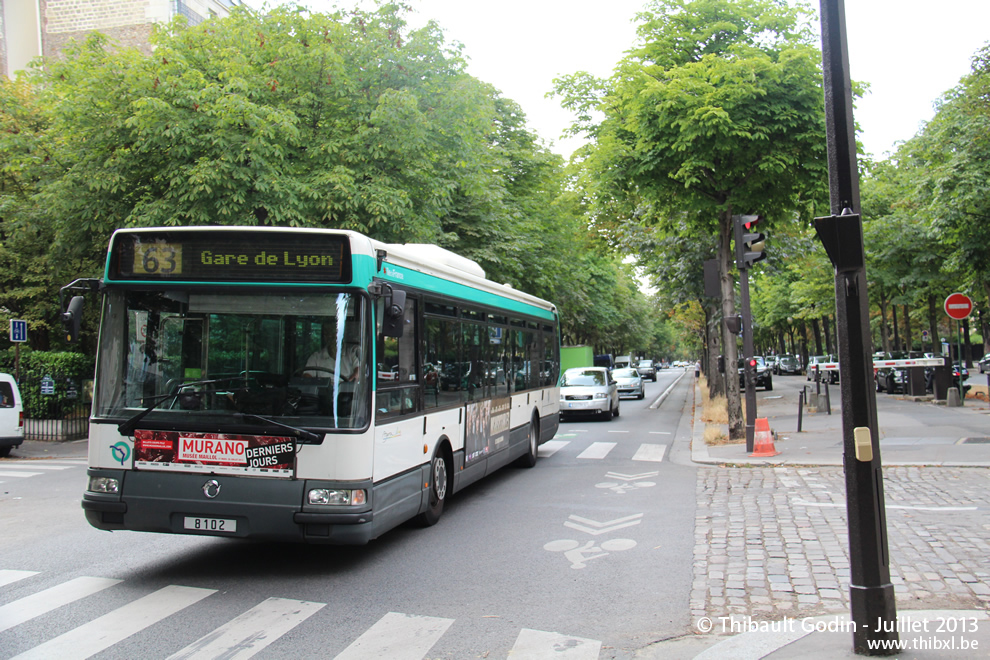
[817, 0, 898, 654]
[740, 267, 756, 452]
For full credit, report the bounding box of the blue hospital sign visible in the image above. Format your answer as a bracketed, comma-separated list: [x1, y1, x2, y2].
[10, 319, 27, 343]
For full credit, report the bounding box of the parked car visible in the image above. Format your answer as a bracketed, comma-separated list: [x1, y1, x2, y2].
[776, 354, 802, 375]
[738, 356, 773, 391]
[559, 367, 619, 420]
[874, 351, 907, 393]
[0, 373, 24, 458]
[612, 368, 645, 399]
[806, 355, 839, 384]
[978, 353, 990, 374]
[636, 359, 658, 382]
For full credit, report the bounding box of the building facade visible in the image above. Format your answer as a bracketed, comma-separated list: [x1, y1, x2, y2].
[1, 0, 241, 78]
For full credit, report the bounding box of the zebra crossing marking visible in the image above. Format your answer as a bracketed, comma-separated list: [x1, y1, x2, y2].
[576, 442, 616, 459]
[0, 569, 39, 588]
[9, 584, 216, 660]
[166, 597, 325, 660]
[538, 440, 569, 457]
[0, 576, 121, 633]
[541, 440, 668, 462]
[631, 443, 667, 462]
[0, 461, 85, 469]
[0, 470, 43, 478]
[333, 612, 453, 660]
[1, 572, 607, 659]
[510, 628, 602, 658]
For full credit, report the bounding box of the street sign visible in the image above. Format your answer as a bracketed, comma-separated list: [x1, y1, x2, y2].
[9, 319, 27, 343]
[944, 293, 973, 320]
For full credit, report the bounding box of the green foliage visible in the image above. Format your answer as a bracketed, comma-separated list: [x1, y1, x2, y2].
[0, 3, 655, 360]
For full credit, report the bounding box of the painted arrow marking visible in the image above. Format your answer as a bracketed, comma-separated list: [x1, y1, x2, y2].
[603, 471, 659, 481]
[564, 513, 644, 536]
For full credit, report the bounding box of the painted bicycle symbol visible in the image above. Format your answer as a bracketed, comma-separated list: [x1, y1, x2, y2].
[595, 471, 658, 494]
[543, 538, 637, 569]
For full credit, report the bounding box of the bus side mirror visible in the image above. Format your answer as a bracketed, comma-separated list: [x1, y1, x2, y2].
[62, 296, 85, 343]
[382, 289, 406, 338]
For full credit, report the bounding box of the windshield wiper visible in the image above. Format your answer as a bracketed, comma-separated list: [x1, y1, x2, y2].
[117, 377, 245, 437]
[236, 414, 325, 445]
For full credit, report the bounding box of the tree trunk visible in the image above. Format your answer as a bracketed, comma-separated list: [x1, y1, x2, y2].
[811, 317, 823, 356]
[823, 315, 833, 355]
[902, 304, 912, 354]
[705, 300, 724, 399]
[879, 295, 890, 353]
[927, 295, 938, 355]
[891, 304, 900, 352]
[718, 209, 743, 441]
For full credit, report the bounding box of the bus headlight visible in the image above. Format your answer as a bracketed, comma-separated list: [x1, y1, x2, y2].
[308, 488, 367, 506]
[88, 476, 120, 494]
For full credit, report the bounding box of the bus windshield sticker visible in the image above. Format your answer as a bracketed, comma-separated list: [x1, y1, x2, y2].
[133, 430, 295, 477]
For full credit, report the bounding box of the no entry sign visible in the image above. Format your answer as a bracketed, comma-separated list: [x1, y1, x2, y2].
[944, 292, 974, 320]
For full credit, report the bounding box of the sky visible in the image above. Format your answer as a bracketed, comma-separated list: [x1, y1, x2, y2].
[242, 0, 990, 160]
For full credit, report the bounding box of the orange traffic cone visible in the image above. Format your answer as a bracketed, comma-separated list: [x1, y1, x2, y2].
[750, 417, 779, 457]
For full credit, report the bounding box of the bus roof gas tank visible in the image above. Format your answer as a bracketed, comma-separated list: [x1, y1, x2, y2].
[389, 244, 486, 279]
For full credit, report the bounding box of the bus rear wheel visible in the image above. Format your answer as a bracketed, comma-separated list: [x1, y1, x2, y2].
[417, 446, 449, 527]
[516, 415, 539, 468]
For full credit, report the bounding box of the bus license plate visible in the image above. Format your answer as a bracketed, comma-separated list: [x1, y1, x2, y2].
[184, 516, 236, 533]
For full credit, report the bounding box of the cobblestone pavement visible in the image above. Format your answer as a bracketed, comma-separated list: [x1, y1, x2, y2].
[691, 466, 990, 622]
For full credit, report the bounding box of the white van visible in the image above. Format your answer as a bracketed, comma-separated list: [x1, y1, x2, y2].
[0, 373, 24, 457]
[614, 355, 633, 370]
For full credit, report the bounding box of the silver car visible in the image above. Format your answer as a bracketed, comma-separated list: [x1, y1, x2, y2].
[612, 367, 645, 400]
[559, 367, 619, 420]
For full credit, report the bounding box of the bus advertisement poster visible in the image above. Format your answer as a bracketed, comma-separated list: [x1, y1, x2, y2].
[133, 430, 295, 476]
[465, 397, 510, 465]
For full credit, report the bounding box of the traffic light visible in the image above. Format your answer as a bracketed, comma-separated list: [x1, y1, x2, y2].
[733, 214, 766, 269]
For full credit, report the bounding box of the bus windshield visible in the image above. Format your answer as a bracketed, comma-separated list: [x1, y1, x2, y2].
[94, 289, 370, 430]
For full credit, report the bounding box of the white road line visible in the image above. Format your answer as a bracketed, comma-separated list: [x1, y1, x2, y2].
[632, 443, 667, 462]
[509, 629, 602, 659]
[576, 442, 616, 460]
[0, 577, 121, 634]
[538, 440, 569, 457]
[0, 471, 42, 478]
[333, 612, 453, 660]
[0, 462, 83, 469]
[9, 585, 216, 660]
[167, 597, 325, 660]
[606, 430, 629, 433]
[648, 431, 671, 435]
[0, 570, 39, 588]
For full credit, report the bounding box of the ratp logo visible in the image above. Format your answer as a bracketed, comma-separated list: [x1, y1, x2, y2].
[110, 441, 131, 465]
[383, 267, 405, 280]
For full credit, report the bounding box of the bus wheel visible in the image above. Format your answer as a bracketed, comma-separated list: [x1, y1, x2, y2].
[417, 446, 449, 527]
[516, 415, 539, 468]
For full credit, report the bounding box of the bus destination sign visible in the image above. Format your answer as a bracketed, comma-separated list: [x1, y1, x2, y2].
[110, 231, 351, 283]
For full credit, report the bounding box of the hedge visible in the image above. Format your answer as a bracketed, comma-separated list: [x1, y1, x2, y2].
[0, 349, 95, 419]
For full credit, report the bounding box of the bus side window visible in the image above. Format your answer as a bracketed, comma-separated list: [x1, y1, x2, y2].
[376, 295, 420, 420]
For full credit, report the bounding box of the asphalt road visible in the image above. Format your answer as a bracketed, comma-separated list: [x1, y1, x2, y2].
[0, 370, 698, 659]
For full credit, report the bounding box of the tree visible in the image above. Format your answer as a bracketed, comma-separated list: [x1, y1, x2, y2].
[554, 0, 829, 439]
[0, 4, 657, 355]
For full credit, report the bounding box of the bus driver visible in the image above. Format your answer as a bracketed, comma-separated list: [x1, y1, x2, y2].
[304, 322, 360, 381]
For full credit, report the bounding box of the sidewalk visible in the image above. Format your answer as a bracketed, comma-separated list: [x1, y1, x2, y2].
[4, 437, 89, 460]
[692, 376, 990, 467]
[636, 375, 990, 659]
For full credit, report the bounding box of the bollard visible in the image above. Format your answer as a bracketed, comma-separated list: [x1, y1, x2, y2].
[825, 381, 831, 415]
[947, 387, 962, 407]
[797, 390, 804, 432]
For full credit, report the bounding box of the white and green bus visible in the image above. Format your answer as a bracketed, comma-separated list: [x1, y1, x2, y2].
[65, 226, 560, 544]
